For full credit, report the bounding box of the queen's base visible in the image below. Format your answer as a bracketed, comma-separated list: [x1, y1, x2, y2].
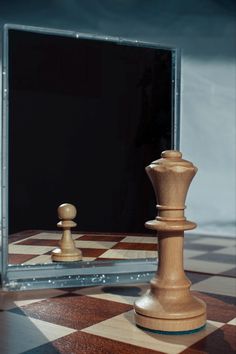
[134, 310, 206, 334]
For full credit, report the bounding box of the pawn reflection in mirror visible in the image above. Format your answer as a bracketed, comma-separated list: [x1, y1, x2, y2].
[51, 203, 82, 262]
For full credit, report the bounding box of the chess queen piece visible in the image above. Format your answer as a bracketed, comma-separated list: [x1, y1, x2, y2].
[51, 203, 82, 262]
[134, 150, 206, 333]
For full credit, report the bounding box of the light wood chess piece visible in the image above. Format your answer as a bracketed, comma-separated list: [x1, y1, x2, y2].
[134, 150, 206, 334]
[51, 203, 82, 262]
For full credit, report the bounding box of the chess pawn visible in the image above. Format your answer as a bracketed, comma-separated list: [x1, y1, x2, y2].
[51, 203, 82, 262]
[134, 150, 206, 333]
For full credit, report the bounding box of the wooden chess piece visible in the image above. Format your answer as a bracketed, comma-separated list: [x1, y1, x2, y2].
[134, 150, 206, 333]
[51, 203, 82, 262]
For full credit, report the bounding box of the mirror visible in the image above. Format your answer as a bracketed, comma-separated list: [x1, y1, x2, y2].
[1, 24, 180, 290]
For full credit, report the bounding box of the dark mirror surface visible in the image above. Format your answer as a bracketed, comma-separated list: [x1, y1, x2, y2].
[8, 29, 173, 240]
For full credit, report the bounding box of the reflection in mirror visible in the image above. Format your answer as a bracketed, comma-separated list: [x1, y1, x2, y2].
[5, 26, 178, 271]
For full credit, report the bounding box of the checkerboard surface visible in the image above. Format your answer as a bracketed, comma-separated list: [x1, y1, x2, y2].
[1, 231, 235, 353]
[8, 230, 236, 279]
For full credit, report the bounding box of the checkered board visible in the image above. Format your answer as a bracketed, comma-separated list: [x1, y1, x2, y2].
[0, 275, 235, 353]
[1, 231, 235, 353]
[8, 230, 236, 278]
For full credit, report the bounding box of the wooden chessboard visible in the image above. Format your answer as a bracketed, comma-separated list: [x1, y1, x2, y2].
[8, 230, 236, 277]
[8, 231, 158, 264]
[0, 275, 235, 353]
[2, 231, 235, 353]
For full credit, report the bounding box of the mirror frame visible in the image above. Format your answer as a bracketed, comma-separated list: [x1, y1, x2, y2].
[0, 23, 180, 291]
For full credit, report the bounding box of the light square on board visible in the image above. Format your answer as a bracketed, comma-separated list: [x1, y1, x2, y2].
[8, 244, 55, 255]
[99, 249, 157, 259]
[82, 310, 223, 354]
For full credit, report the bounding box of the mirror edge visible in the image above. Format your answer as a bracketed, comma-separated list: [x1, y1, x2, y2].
[0, 23, 181, 291]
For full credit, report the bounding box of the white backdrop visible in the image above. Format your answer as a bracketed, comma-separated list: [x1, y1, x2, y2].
[0, 0, 235, 236]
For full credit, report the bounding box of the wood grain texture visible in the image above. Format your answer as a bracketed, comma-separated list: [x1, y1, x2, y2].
[33, 331, 163, 354]
[10, 294, 133, 330]
[51, 203, 82, 261]
[1, 282, 234, 354]
[134, 150, 207, 332]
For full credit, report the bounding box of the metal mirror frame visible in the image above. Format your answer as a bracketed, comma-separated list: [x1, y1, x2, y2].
[0, 24, 180, 291]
